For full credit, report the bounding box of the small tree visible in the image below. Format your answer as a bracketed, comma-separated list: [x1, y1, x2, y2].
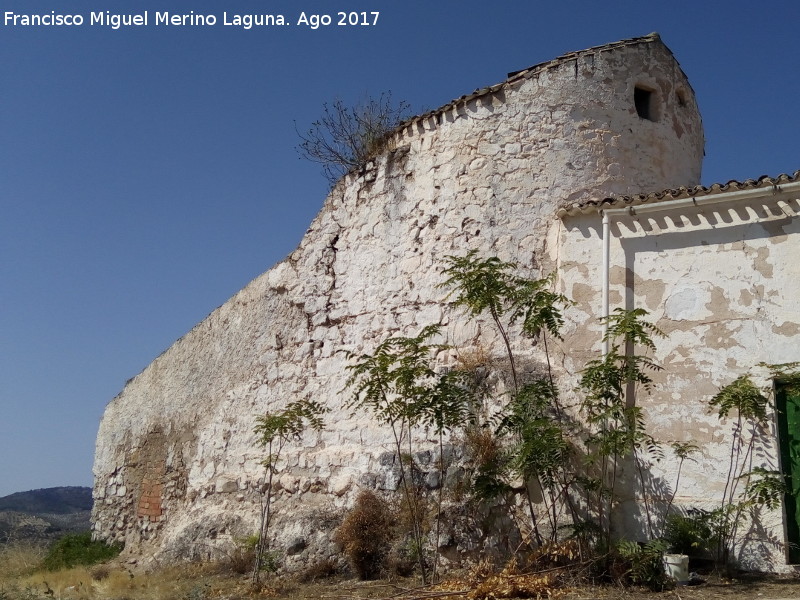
[345, 325, 471, 583]
[252, 399, 327, 583]
[440, 251, 574, 544]
[664, 441, 700, 518]
[296, 92, 411, 184]
[578, 308, 664, 546]
[418, 365, 472, 580]
[496, 378, 570, 545]
[440, 251, 522, 391]
[706, 375, 785, 568]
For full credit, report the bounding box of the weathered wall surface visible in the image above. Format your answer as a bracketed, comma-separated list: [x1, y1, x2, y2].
[92, 34, 704, 566]
[558, 184, 800, 570]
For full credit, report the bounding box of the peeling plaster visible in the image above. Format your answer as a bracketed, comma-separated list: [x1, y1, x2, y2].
[772, 321, 800, 337]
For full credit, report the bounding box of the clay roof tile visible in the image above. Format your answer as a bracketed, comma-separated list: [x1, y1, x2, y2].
[557, 170, 800, 217]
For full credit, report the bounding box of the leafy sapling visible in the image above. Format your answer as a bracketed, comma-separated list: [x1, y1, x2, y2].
[252, 399, 327, 583]
[345, 325, 472, 583]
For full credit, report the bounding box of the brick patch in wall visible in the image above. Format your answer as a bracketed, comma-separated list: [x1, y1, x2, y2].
[138, 479, 164, 522]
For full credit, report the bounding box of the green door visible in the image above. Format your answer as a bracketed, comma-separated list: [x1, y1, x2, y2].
[776, 382, 800, 563]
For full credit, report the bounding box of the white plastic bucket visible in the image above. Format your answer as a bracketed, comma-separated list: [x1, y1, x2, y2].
[662, 553, 689, 585]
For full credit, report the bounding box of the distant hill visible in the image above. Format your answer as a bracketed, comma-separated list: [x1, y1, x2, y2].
[0, 486, 91, 515]
[0, 486, 92, 544]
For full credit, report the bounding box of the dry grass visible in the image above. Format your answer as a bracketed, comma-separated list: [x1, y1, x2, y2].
[4, 539, 800, 600]
[0, 542, 47, 579]
[18, 566, 95, 599]
[455, 345, 494, 373]
[12, 562, 247, 600]
[0, 541, 395, 600]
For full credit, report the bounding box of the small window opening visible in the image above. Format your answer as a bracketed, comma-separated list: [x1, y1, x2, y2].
[634, 86, 654, 121]
[676, 89, 687, 107]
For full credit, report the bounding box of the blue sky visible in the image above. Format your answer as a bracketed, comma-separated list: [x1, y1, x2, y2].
[1, 0, 798, 498]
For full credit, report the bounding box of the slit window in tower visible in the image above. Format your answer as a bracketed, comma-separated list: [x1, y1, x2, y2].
[634, 86, 654, 121]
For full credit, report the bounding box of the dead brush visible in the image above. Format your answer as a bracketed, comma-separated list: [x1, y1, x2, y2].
[89, 563, 111, 581]
[434, 557, 566, 600]
[527, 539, 583, 569]
[335, 491, 394, 580]
[216, 536, 257, 575]
[296, 558, 339, 583]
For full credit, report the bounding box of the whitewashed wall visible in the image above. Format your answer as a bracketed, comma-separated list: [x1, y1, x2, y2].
[557, 188, 800, 570]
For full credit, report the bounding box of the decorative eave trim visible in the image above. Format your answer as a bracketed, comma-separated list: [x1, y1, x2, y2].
[557, 171, 800, 218]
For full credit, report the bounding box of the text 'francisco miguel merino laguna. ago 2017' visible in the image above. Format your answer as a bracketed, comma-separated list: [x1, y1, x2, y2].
[3, 10, 381, 29]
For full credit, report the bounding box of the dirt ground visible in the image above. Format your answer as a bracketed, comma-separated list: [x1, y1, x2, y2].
[5, 558, 800, 600]
[562, 573, 800, 600]
[281, 571, 800, 600]
[253, 571, 800, 600]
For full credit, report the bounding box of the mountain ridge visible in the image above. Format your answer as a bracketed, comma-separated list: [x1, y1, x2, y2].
[0, 486, 92, 544]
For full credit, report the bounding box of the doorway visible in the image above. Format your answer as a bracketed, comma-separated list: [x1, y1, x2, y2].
[776, 380, 800, 563]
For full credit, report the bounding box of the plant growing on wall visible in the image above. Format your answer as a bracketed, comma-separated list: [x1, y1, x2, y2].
[706, 375, 786, 569]
[578, 308, 664, 547]
[495, 377, 570, 545]
[345, 325, 472, 583]
[441, 251, 523, 390]
[252, 399, 327, 584]
[296, 92, 411, 185]
[440, 251, 574, 545]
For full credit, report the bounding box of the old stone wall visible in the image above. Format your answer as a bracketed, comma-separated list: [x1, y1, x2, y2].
[92, 34, 704, 567]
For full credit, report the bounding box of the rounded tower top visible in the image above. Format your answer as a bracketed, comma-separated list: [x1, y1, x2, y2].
[390, 33, 704, 206]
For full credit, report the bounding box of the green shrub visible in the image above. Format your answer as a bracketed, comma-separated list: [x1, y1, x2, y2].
[42, 531, 121, 571]
[615, 539, 673, 591]
[663, 511, 714, 556]
[259, 549, 282, 574]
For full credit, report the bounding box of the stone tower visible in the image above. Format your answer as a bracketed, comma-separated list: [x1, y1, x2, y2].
[92, 33, 704, 564]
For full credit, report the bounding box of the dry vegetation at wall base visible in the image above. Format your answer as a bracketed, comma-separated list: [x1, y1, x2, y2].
[4, 539, 800, 600]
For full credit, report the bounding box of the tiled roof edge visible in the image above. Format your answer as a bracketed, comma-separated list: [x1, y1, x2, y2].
[557, 171, 800, 217]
